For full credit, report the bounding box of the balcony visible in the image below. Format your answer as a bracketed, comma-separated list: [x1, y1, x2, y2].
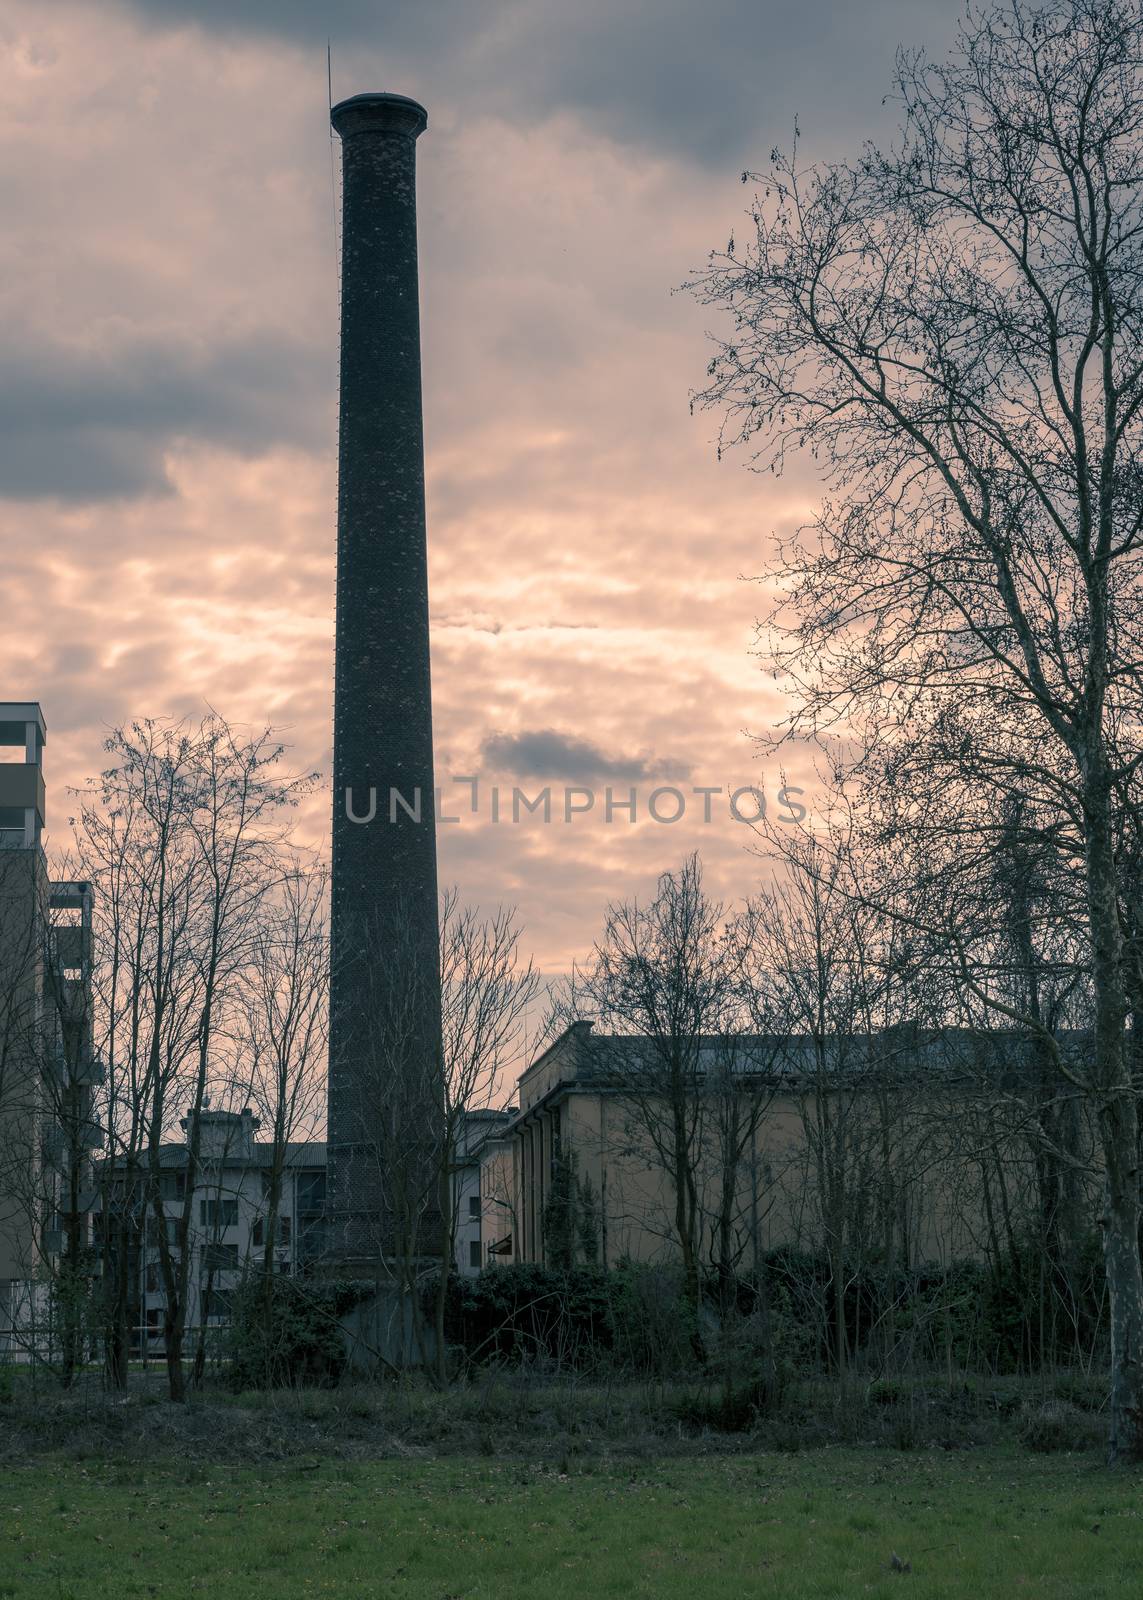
[41, 1124, 65, 1164]
[0, 762, 45, 839]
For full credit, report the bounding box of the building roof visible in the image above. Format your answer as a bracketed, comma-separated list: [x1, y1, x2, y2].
[505, 1021, 1081, 1129]
[106, 1141, 326, 1172]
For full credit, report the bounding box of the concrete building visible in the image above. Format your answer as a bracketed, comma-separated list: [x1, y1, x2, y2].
[105, 1107, 326, 1355]
[0, 703, 103, 1356]
[452, 1108, 515, 1276]
[478, 1022, 1020, 1276]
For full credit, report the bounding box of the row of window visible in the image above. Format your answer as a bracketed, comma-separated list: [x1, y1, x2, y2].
[157, 1202, 296, 1235]
[152, 1170, 327, 1208]
[141, 1288, 235, 1329]
[144, 1236, 311, 1289]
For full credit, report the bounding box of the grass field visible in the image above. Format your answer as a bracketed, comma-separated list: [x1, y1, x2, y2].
[1, 1449, 1141, 1599]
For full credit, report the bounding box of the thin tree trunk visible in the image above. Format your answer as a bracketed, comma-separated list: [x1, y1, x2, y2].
[1088, 766, 1143, 1462]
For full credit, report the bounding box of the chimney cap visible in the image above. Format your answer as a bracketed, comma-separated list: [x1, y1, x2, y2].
[331, 92, 428, 140]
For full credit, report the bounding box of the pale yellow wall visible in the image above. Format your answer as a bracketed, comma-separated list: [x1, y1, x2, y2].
[514, 1031, 579, 1113]
[482, 1081, 1016, 1274]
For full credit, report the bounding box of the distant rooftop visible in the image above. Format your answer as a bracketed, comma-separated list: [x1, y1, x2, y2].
[106, 1141, 327, 1171]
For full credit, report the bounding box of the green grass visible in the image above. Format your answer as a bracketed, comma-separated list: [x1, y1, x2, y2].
[1, 1449, 1141, 1598]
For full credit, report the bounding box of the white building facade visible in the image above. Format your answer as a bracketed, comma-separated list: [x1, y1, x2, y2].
[109, 1107, 326, 1355]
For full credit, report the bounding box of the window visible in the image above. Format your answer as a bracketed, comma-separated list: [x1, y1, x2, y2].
[297, 1170, 326, 1212]
[199, 1198, 238, 1228]
[202, 1288, 233, 1322]
[468, 1195, 481, 1219]
[201, 1241, 239, 1272]
[159, 1172, 186, 1201]
[469, 1240, 482, 1269]
[252, 1215, 291, 1249]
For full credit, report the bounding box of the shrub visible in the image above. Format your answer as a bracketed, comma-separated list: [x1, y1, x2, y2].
[430, 1264, 615, 1370]
[1018, 1400, 1105, 1454]
[428, 1249, 1108, 1383]
[607, 1262, 696, 1376]
[1051, 1371, 1107, 1413]
[226, 1275, 372, 1390]
[670, 1376, 771, 1434]
[867, 1377, 904, 1407]
[428, 1261, 700, 1376]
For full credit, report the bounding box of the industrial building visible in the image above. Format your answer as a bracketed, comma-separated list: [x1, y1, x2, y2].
[100, 1102, 514, 1357]
[476, 1022, 1048, 1276]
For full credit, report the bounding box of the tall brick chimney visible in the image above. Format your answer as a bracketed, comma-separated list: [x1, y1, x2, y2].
[326, 93, 442, 1266]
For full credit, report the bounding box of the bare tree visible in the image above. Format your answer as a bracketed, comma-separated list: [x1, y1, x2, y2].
[693, 0, 1143, 1459]
[753, 833, 927, 1387]
[433, 890, 539, 1380]
[562, 854, 759, 1361]
[230, 860, 328, 1381]
[75, 715, 313, 1400]
[240, 862, 328, 1267]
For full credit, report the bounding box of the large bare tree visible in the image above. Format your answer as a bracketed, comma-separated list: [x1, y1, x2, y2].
[692, 0, 1143, 1457]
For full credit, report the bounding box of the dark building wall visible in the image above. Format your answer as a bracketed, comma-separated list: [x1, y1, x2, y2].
[327, 93, 443, 1263]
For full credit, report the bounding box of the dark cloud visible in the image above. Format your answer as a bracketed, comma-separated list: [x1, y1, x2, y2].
[0, 328, 328, 500]
[118, 0, 960, 166]
[116, 0, 469, 52]
[481, 727, 690, 783]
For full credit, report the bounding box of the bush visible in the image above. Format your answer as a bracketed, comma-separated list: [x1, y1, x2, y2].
[1018, 1400, 1105, 1454]
[607, 1262, 697, 1376]
[427, 1262, 704, 1376]
[670, 1376, 771, 1434]
[427, 1249, 1108, 1383]
[226, 1275, 372, 1390]
[867, 1377, 904, 1407]
[1051, 1371, 1107, 1413]
[429, 1264, 615, 1370]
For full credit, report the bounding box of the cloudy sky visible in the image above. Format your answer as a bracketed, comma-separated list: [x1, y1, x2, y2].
[2, 0, 958, 974]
